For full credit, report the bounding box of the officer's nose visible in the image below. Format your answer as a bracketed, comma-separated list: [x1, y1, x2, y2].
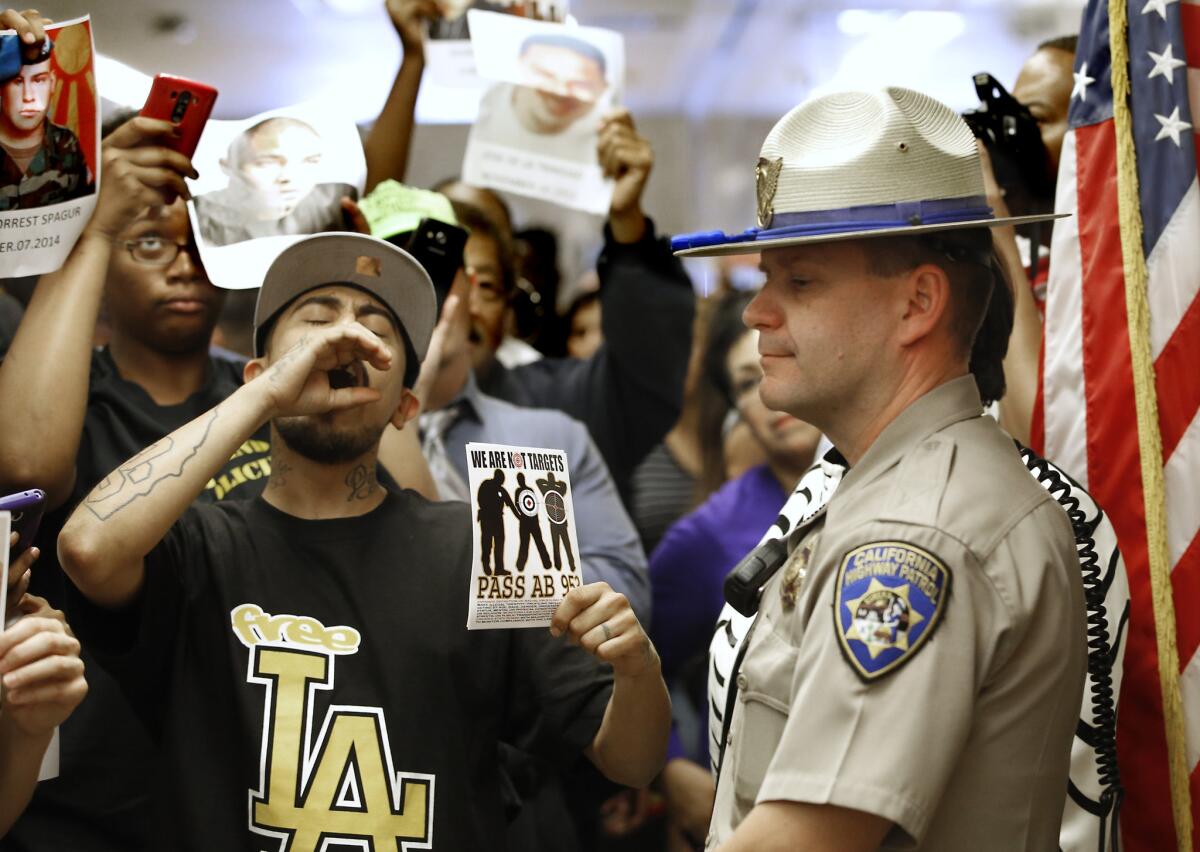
[743, 286, 779, 331]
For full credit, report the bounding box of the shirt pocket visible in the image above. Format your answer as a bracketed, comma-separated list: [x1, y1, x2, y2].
[731, 620, 797, 809]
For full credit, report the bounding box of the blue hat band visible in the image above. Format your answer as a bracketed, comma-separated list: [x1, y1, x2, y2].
[671, 195, 993, 252]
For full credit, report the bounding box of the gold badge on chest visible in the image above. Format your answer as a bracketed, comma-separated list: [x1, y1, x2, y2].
[780, 538, 816, 610]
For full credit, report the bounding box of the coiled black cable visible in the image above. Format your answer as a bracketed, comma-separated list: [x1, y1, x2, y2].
[1018, 442, 1124, 851]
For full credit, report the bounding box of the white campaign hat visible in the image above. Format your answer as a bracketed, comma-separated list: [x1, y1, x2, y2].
[672, 87, 1064, 258]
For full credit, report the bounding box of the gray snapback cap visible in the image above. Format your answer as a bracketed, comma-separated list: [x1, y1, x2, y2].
[252, 232, 437, 373]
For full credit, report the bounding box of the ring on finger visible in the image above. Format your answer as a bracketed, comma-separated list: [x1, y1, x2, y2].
[601, 623, 612, 642]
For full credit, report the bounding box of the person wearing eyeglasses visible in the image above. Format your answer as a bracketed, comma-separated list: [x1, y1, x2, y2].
[0, 110, 224, 852]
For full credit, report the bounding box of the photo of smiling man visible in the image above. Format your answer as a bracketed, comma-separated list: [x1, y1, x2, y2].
[0, 30, 92, 210]
[463, 13, 624, 212]
[192, 116, 356, 247]
[511, 33, 607, 137]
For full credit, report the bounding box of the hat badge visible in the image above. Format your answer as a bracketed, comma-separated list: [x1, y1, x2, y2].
[355, 255, 382, 277]
[756, 156, 783, 229]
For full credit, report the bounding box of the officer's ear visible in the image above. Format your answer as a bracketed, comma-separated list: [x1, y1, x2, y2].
[896, 263, 952, 349]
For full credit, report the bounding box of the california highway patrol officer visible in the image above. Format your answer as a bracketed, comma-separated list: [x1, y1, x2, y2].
[672, 88, 1087, 850]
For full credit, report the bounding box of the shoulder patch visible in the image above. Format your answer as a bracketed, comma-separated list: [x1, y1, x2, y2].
[834, 541, 950, 681]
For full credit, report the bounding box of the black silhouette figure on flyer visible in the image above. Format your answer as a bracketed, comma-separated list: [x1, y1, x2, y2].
[513, 473, 551, 572]
[477, 470, 517, 575]
[536, 471, 576, 572]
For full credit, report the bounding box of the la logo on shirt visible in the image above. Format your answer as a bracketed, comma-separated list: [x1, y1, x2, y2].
[230, 603, 436, 851]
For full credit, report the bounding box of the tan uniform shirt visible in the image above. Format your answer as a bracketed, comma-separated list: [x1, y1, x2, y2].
[707, 377, 1087, 850]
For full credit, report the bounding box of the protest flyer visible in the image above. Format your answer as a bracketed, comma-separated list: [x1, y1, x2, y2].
[0, 16, 98, 277]
[186, 102, 366, 290]
[461, 11, 624, 214]
[466, 443, 583, 630]
[425, 0, 569, 88]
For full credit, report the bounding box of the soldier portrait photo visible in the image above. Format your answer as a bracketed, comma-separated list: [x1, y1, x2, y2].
[0, 19, 95, 210]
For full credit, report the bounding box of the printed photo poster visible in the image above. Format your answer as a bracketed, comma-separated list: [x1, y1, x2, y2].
[425, 0, 569, 88]
[0, 16, 98, 277]
[185, 102, 366, 290]
[462, 12, 624, 214]
[466, 443, 583, 630]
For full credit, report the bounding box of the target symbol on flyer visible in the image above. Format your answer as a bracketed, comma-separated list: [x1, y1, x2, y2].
[518, 488, 539, 518]
[543, 489, 567, 525]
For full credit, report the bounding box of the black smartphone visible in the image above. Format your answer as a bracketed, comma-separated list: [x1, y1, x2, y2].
[388, 218, 469, 310]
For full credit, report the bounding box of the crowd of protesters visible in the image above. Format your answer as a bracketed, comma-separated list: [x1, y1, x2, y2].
[0, 2, 1103, 851]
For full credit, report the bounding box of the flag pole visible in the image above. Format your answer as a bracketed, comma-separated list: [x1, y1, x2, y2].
[1107, 0, 1194, 848]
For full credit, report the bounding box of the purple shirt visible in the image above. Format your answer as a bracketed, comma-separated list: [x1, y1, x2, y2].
[648, 464, 787, 761]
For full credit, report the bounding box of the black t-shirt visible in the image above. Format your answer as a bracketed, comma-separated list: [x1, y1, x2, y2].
[4, 348, 269, 852]
[70, 492, 613, 851]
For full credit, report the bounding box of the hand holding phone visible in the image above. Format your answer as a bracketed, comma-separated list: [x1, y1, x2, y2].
[139, 74, 218, 160]
[0, 489, 45, 561]
[5, 531, 36, 623]
[392, 218, 468, 310]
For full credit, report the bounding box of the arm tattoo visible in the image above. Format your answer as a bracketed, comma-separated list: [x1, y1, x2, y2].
[84, 408, 221, 521]
[345, 463, 379, 502]
[265, 336, 308, 393]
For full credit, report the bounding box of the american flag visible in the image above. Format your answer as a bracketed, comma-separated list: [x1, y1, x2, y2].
[1040, 0, 1200, 848]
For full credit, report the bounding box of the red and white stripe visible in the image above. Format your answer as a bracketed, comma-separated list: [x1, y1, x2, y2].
[1042, 3, 1200, 848]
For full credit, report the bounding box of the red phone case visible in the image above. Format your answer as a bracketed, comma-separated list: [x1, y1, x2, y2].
[139, 74, 219, 159]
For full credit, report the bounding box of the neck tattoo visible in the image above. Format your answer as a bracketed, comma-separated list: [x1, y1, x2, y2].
[345, 463, 379, 502]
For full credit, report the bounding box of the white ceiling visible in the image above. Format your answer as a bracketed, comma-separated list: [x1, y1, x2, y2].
[54, 0, 1086, 123]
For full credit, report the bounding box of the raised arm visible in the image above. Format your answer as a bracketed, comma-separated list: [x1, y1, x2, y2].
[978, 143, 1039, 444]
[364, 0, 440, 192]
[0, 116, 195, 507]
[513, 111, 695, 492]
[377, 283, 468, 498]
[594, 110, 693, 472]
[58, 325, 391, 608]
[598, 108, 653, 244]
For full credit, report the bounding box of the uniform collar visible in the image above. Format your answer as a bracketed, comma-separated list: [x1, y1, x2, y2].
[835, 374, 983, 496]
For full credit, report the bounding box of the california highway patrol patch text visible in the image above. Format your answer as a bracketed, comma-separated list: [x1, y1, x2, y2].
[834, 541, 949, 680]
